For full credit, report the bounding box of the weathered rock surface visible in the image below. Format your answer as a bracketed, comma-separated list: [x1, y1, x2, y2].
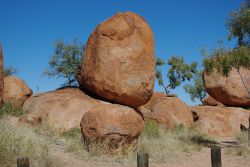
[191, 106, 250, 137]
[4, 76, 32, 108]
[80, 104, 144, 145]
[19, 88, 104, 131]
[203, 96, 224, 106]
[203, 68, 250, 107]
[143, 97, 193, 128]
[80, 12, 155, 107]
[139, 92, 166, 110]
[0, 46, 3, 107]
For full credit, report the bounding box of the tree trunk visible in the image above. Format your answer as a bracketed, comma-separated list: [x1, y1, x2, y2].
[162, 85, 170, 95]
[237, 69, 250, 98]
[0, 45, 4, 107]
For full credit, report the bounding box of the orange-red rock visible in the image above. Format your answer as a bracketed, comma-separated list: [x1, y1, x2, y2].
[203, 68, 250, 107]
[203, 96, 224, 106]
[80, 12, 155, 107]
[143, 97, 193, 128]
[191, 106, 250, 137]
[80, 104, 144, 145]
[4, 76, 32, 107]
[19, 88, 103, 131]
[140, 92, 166, 110]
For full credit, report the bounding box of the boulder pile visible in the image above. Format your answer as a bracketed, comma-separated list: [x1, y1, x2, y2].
[20, 12, 155, 147]
[13, 11, 250, 148]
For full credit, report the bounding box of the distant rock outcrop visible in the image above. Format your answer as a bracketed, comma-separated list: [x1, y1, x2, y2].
[191, 106, 250, 137]
[80, 104, 144, 147]
[4, 76, 32, 108]
[203, 68, 250, 107]
[79, 12, 155, 107]
[19, 88, 103, 131]
[143, 96, 193, 128]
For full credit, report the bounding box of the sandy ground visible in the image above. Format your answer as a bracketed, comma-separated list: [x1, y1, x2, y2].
[48, 141, 250, 167]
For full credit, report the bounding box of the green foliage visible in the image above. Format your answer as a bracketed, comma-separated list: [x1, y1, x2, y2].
[227, 0, 250, 46]
[4, 66, 17, 76]
[155, 57, 165, 87]
[44, 38, 84, 86]
[167, 56, 197, 90]
[203, 45, 250, 76]
[141, 120, 160, 139]
[155, 56, 197, 94]
[184, 71, 207, 103]
[0, 102, 25, 117]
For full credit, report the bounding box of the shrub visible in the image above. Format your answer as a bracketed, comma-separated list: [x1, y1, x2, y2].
[203, 46, 250, 76]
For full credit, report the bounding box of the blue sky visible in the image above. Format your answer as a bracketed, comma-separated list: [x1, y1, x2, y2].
[0, 0, 242, 105]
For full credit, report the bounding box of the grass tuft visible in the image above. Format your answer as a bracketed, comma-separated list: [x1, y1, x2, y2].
[0, 116, 49, 166]
[136, 122, 213, 163]
[141, 120, 160, 139]
[0, 102, 25, 117]
[225, 132, 250, 157]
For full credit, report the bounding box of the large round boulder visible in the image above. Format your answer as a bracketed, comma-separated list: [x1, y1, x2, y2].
[191, 106, 250, 137]
[19, 88, 104, 131]
[4, 76, 33, 108]
[143, 96, 193, 128]
[203, 68, 250, 107]
[80, 104, 144, 146]
[79, 12, 155, 107]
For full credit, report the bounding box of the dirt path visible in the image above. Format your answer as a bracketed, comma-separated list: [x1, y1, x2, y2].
[47, 140, 250, 167]
[155, 147, 250, 167]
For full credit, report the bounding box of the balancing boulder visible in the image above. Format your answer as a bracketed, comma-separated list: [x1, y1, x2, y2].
[80, 12, 155, 107]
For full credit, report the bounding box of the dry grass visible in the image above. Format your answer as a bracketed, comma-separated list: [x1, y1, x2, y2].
[225, 132, 250, 157]
[0, 116, 50, 166]
[57, 120, 212, 165]
[135, 121, 212, 164]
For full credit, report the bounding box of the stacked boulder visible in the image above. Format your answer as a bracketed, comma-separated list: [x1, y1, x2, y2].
[79, 12, 155, 107]
[21, 11, 155, 146]
[193, 67, 250, 137]
[79, 11, 155, 145]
